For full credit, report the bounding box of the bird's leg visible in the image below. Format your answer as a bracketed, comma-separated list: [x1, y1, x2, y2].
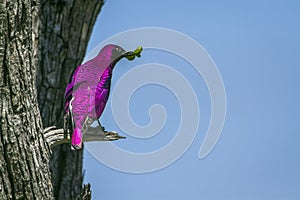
[96, 120, 122, 138]
[67, 97, 75, 139]
[63, 113, 68, 132]
[97, 119, 106, 132]
[63, 112, 70, 139]
[82, 116, 94, 135]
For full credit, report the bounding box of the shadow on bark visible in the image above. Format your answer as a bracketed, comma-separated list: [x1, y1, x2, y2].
[37, 0, 104, 199]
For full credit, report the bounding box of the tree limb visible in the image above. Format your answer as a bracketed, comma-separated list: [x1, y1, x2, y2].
[44, 125, 126, 148]
[77, 184, 92, 200]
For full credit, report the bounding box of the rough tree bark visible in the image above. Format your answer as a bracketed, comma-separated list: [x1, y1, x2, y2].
[36, 0, 103, 199]
[0, 0, 53, 199]
[0, 0, 104, 199]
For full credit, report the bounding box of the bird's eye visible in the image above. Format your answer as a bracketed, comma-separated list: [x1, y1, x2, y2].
[116, 47, 120, 52]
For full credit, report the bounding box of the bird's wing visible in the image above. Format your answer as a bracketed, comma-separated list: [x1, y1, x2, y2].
[94, 67, 112, 119]
[94, 87, 110, 119]
[64, 81, 87, 111]
[64, 66, 88, 112]
[64, 66, 78, 112]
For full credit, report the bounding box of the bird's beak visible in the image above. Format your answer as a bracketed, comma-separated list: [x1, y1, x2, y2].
[122, 46, 143, 61]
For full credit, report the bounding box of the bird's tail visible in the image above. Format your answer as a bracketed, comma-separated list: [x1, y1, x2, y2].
[71, 128, 82, 150]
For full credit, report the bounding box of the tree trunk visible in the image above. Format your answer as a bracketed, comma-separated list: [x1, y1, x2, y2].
[36, 0, 103, 199]
[0, 0, 104, 199]
[0, 0, 53, 199]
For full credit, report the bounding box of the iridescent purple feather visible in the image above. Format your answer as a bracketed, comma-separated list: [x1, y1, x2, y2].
[64, 44, 125, 149]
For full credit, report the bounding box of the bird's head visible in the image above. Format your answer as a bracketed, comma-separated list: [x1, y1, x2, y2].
[99, 44, 143, 65]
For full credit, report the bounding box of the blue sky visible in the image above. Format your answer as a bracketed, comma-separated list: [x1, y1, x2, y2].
[83, 1, 300, 199]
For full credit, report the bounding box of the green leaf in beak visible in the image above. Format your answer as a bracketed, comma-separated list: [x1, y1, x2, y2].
[125, 46, 143, 61]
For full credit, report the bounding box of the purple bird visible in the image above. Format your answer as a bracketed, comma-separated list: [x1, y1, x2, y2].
[64, 44, 142, 150]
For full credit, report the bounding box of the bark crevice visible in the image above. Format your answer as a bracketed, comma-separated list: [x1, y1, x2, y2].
[37, 0, 104, 199]
[1, 0, 104, 199]
[1, 1, 53, 199]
